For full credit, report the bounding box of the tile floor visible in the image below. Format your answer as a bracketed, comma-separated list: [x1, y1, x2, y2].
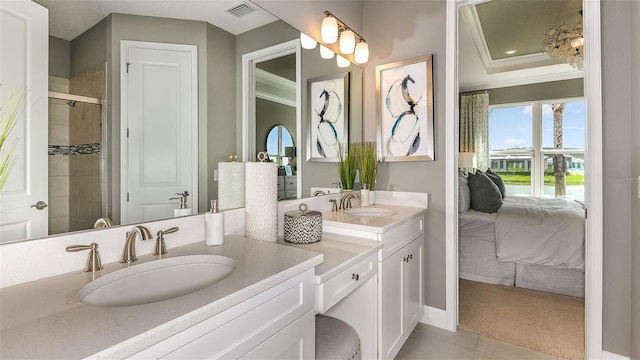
[396, 323, 566, 360]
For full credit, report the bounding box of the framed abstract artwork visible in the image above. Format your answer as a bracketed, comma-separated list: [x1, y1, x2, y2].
[376, 55, 434, 162]
[307, 72, 349, 162]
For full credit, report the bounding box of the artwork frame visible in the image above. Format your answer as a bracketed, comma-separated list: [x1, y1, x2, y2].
[376, 55, 434, 162]
[307, 72, 350, 162]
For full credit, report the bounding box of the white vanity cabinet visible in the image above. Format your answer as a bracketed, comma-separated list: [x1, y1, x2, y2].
[379, 233, 424, 359]
[322, 207, 426, 360]
[129, 269, 316, 359]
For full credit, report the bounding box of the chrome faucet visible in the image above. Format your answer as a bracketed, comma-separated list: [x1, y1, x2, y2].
[121, 225, 153, 263]
[93, 217, 113, 229]
[340, 191, 360, 210]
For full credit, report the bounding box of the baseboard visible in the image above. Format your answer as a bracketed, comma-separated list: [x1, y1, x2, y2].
[420, 305, 455, 331]
[601, 350, 630, 360]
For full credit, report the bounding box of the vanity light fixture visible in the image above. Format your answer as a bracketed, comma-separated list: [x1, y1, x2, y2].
[321, 10, 369, 64]
[339, 29, 356, 54]
[321, 14, 339, 43]
[354, 41, 369, 64]
[300, 32, 317, 49]
[336, 54, 350, 68]
[320, 44, 335, 59]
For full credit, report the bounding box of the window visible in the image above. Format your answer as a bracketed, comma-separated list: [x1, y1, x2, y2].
[266, 125, 295, 167]
[488, 99, 585, 200]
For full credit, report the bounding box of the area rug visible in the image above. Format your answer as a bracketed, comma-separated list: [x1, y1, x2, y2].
[458, 279, 584, 360]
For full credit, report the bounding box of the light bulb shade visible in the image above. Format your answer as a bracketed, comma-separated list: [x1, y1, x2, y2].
[339, 30, 356, 54]
[354, 41, 369, 64]
[319, 44, 335, 59]
[321, 16, 338, 44]
[458, 152, 477, 169]
[336, 55, 350, 68]
[300, 33, 317, 49]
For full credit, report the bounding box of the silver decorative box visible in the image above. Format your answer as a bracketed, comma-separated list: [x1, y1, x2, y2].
[284, 204, 322, 244]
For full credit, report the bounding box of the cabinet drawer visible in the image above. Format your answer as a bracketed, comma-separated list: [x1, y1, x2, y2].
[316, 252, 377, 313]
[379, 216, 423, 261]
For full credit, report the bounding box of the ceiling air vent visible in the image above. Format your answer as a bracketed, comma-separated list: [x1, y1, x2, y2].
[226, 3, 256, 18]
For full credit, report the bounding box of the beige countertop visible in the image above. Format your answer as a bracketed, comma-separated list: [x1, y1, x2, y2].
[0, 236, 323, 360]
[321, 204, 428, 234]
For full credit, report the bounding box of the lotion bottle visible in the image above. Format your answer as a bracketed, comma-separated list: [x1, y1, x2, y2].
[205, 200, 224, 246]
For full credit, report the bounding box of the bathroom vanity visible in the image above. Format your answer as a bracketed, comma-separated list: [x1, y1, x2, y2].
[0, 237, 323, 359]
[321, 202, 427, 360]
[0, 191, 428, 359]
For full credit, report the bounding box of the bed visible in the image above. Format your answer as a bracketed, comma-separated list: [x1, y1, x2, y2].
[458, 171, 586, 298]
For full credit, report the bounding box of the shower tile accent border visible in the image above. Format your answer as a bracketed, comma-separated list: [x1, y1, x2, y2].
[48, 143, 101, 156]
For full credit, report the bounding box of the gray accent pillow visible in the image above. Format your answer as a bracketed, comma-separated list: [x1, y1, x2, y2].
[468, 171, 503, 213]
[486, 169, 506, 198]
[458, 171, 471, 213]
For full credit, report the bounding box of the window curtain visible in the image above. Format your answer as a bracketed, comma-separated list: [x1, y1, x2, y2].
[459, 91, 489, 170]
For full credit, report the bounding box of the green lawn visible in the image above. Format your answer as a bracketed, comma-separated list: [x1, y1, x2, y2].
[498, 173, 585, 185]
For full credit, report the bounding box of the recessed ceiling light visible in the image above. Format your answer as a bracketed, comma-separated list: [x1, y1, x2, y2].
[505, 49, 518, 55]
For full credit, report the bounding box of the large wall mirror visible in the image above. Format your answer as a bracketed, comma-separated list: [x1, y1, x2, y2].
[0, 1, 362, 244]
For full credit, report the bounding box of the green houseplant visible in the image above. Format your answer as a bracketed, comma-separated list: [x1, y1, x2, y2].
[359, 141, 378, 191]
[0, 89, 24, 195]
[337, 142, 360, 190]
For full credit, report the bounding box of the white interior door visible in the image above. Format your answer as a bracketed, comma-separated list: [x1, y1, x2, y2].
[121, 41, 198, 224]
[0, 0, 48, 243]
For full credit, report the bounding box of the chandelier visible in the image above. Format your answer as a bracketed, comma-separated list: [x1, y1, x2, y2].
[542, 11, 584, 70]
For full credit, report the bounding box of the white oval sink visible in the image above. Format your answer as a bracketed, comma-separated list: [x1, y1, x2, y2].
[346, 207, 397, 217]
[78, 255, 236, 307]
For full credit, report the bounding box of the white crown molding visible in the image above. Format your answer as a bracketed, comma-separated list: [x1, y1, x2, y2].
[255, 68, 296, 107]
[460, 66, 583, 92]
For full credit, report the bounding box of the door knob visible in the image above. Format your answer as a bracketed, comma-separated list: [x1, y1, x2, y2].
[31, 201, 48, 210]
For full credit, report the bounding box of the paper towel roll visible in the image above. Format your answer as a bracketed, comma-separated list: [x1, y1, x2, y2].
[245, 162, 278, 242]
[205, 212, 224, 246]
[218, 162, 245, 210]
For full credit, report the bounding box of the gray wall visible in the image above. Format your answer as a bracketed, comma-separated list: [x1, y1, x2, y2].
[602, 0, 635, 356]
[363, 0, 447, 309]
[49, 36, 70, 78]
[70, 18, 107, 77]
[487, 78, 584, 105]
[630, 0, 640, 358]
[206, 23, 237, 204]
[255, 98, 296, 154]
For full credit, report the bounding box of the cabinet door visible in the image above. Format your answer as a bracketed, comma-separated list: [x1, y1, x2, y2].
[405, 236, 424, 332]
[379, 249, 405, 359]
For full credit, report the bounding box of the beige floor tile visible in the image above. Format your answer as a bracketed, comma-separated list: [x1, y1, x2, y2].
[412, 323, 478, 350]
[396, 333, 475, 360]
[476, 336, 556, 360]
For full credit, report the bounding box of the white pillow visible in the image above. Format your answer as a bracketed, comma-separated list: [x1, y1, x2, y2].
[458, 172, 471, 213]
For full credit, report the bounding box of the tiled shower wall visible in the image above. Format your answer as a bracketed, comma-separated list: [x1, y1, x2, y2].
[48, 77, 70, 235]
[47, 63, 106, 234]
[69, 63, 105, 232]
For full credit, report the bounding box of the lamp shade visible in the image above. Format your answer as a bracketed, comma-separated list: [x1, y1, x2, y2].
[458, 152, 477, 169]
[336, 55, 350, 68]
[319, 44, 335, 59]
[354, 41, 369, 64]
[339, 29, 356, 54]
[300, 33, 317, 49]
[321, 16, 338, 43]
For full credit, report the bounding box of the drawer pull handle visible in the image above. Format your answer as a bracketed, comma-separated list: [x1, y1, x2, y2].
[409, 254, 413, 260]
[352, 273, 360, 281]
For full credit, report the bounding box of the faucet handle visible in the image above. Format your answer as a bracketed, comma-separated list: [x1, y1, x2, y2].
[154, 227, 179, 255]
[329, 199, 339, 212]
[66, 242, 103, 272]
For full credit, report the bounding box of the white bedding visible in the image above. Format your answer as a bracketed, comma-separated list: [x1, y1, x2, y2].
[495, 196, 585, 271]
